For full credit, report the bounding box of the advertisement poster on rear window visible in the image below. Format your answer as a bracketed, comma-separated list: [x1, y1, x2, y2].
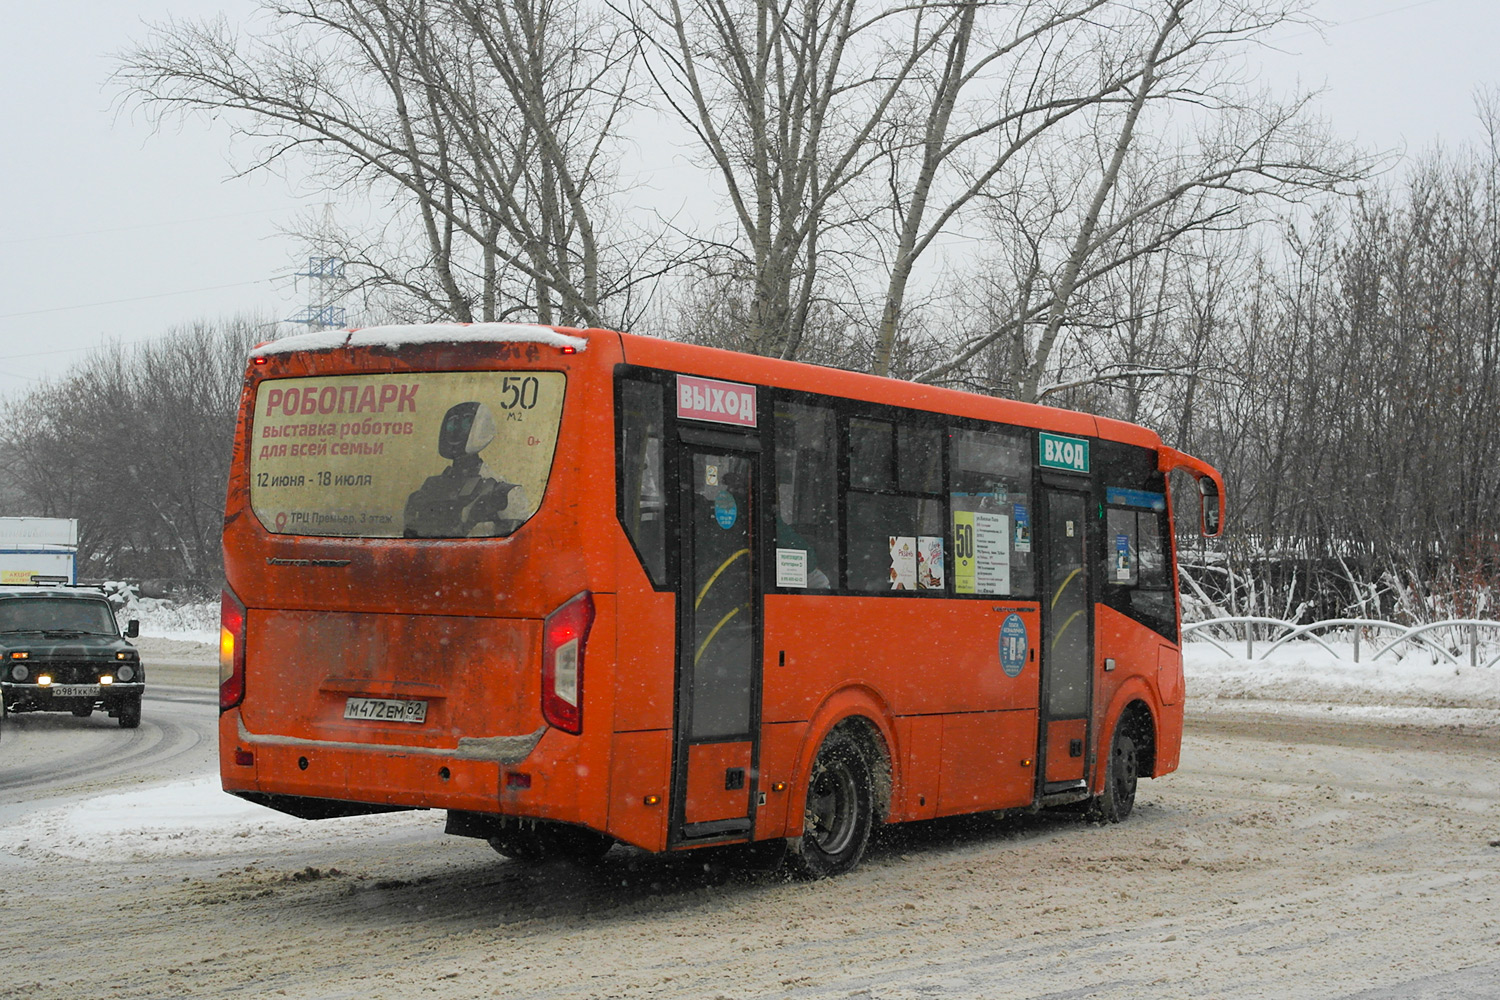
[248, 372, 565, 538]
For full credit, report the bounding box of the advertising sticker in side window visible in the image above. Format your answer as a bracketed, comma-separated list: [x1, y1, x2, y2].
[250, 371, 565, 538]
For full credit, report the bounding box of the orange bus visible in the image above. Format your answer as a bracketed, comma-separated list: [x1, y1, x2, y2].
[220, 323, 1225, 876]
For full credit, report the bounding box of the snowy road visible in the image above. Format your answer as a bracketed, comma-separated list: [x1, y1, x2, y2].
[1, 709, 1497, 999]
[0, 682, 217, 828]
[1, 635, 1498, 998]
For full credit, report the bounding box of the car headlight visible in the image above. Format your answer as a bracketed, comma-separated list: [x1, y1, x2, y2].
[10, 664, 27, 681]
[117, 664, 135, 682]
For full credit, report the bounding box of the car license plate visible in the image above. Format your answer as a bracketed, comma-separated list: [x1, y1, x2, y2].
[344, 697, 427, 724]
[51, 684, 100, 697]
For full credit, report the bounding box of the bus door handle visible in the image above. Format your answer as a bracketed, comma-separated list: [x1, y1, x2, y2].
[725, 768, 746, 791]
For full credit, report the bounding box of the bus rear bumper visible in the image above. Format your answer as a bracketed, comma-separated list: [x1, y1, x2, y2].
[221, 712, 572, 818]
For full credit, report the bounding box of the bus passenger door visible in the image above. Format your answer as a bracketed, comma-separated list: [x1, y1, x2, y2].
[1039, 488, 1093, 802]
[672, 445, 759, 844]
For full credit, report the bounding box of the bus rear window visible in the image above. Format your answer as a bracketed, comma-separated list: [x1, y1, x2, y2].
[249, 371, 565, 538]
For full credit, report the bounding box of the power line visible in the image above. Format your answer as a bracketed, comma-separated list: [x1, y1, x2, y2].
[0, 208, 290, 247]
[1274, 0, 1450, 42]
[0, 342, 151, 363]
[0, 279, 277, 321]
[1341, 0, 1445, 27]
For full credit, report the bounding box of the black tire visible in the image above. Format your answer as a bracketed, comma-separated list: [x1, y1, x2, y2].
[488, 821, 613, 863]
[1091, 728, 1138, 823]
[547, 824, 615, 862]
[788, 730, 874, 879]
[117, 696, 142, 730]
[72, 705, 94, 718]
[488, 825, 550, 862]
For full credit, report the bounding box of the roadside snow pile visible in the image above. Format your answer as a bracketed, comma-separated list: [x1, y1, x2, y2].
[133, 599, 217, 643]
[1184, 639, 1500, 726]
[0, 776, 442, 861]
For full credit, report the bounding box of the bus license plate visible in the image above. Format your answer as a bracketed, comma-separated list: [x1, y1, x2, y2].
[344, 697, 428, 724]
[51, 684, 100, 697]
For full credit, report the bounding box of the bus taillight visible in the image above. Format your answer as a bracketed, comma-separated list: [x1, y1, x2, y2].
[542, 591, 594, 735]
[219, 588, 247, 712]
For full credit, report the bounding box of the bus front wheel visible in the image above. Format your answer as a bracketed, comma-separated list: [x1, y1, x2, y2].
[788, 730, 874, 879]
[1091, 727, 1138, 823]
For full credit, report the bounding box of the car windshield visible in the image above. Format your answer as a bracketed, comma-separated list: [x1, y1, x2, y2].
[0, 598, 118, 635]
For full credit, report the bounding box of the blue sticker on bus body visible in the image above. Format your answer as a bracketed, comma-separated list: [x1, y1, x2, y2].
[713, 491, 738, 529]
[999, 613, 1028, 678]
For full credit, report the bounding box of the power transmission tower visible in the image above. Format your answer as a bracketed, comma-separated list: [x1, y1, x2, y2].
[287, 255, 347, 330]
[287, 203, 349, 330]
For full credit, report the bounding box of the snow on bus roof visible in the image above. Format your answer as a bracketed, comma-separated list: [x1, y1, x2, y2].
[248, 322, 588, 358]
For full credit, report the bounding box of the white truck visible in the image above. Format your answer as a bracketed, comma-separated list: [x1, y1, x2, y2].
[0, 517, 78, 585]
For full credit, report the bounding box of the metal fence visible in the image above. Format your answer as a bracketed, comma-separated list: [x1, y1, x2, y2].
[1181, 617, 1500, 670]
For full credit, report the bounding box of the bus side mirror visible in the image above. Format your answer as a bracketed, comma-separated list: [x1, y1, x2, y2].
[1199, 478, 1222, 537]
[125, 620, 140, 639]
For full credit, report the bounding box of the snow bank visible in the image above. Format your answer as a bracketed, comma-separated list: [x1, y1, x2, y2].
[0, 776, 440, 861]
[1185, 638, 1500, 724]
[132, 599, 218, 644]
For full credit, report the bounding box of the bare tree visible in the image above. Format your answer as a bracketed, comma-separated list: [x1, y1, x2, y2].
[0, 317, 265, 589]
[629, 0, 969, 358]
[916, 0, 1365, 400]
[117, 0, 648, 328]
[866, 0, 1119, 377]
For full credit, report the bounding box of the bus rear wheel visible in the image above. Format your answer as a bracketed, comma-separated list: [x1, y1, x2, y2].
[1091, 727, 1138, 823]
[788, 730, 874, 879]
[488, 821, 613, 864]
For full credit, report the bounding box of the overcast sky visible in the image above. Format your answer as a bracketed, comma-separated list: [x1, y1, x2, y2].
[2, 0, 1497, 401]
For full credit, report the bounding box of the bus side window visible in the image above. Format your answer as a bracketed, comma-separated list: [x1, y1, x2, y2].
[619, 378, 667, 586]
[844, 417, 945, 593]
[774, 402, 837, 589]
[1137, 512, 1169, 588]
[1105, 508, 1139, 586]
[948, 427, 1034, 597]
[1102, 504, 1175, 640]
[898, 425, 942, 493]
[849, 418, 894, 490]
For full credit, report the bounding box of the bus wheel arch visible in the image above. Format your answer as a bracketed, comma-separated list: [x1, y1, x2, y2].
[798, 691, 897, 824]
[786, 696, 895, 879]
[1092, 698, 1155, 823]
[787, 724, 876, 879]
